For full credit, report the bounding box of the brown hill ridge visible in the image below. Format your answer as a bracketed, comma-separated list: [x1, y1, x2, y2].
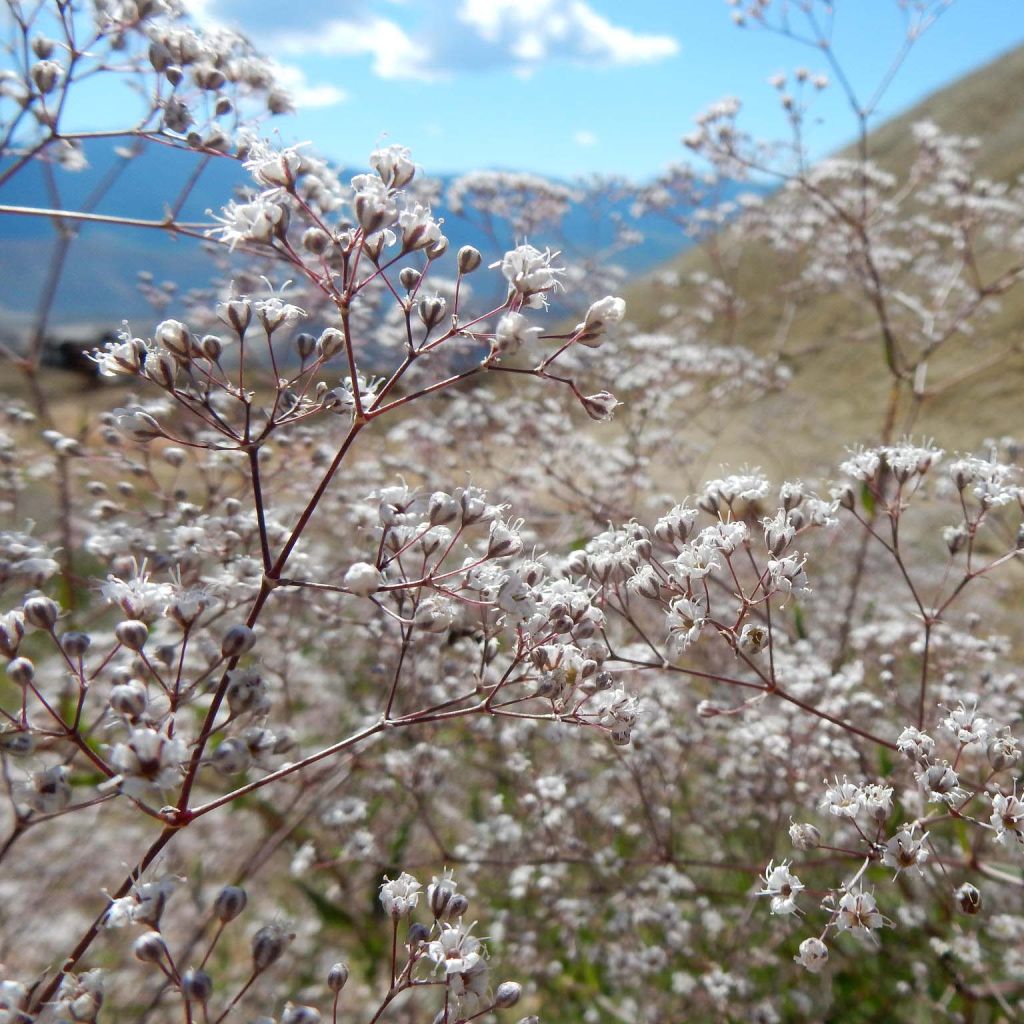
[626, 43, 1024, 479]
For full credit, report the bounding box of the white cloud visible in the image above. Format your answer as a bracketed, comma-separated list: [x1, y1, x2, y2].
[458, 0, 679, 70]
[270, 62, 348, 109]
[196, 0, 678, 81]
[573, 130, 597, 147]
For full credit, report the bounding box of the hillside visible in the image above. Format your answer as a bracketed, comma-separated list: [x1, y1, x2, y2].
[626, 44, 1024, 479]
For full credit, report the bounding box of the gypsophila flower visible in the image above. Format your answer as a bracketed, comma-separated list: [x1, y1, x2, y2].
[897, 726, 935, 763]
[916, 762, 964, 805]
[494, 242, 565, 308]
[881, 826, 930, 876]
[821, 777, 863, 818]
[941, 699, 990, 745]
[666, 595, 707, 656]
[758, 860, 804, 916]
[990, 792, 1024, 845]
[834, 890, 885, 933]
[794, 937, 829, 973]
[379, 872, 421, 917]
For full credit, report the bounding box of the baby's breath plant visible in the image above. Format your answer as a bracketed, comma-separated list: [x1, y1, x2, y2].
[2, 2, 1024, 1023]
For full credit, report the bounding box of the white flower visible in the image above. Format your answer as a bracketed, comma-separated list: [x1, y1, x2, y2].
[941, 700, 989, 746]
[344, 562, 382, 597]
[209, 197, 288, 249]
[369, 144, 415, 189]
[398, 202, 444, 253]
[379, 872, 421, 917]
[794, 937, 828, 973]
[821, 776, 863, 818]
[758, 860, 804, 916]
[428, 921, 483, 976]
[352, 173, 398, 234]
[916, 761, 964, 805]
[666, 595, 706, 656]
[573, 295, 626, 347]
[108, 727, 186, 798]
[860, 783, 894, 822]
[881, 827, 929, 876]
[766, 554, 810, 597]
[493, 312, 541, 356]
[834, 890, 885, 933]
[896, 726, 935, 763]
[494, 243, 565, 308]
[990, 792, 1024, 845]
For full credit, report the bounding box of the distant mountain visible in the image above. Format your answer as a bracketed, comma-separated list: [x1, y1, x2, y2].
[0, 137, 760, 336]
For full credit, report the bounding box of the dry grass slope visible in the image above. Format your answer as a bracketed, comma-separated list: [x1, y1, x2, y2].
[626, 44, 1024, 480]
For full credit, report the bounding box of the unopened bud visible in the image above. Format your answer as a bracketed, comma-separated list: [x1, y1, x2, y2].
[303, 227, 331, 255]
[418, 296, 447, 331]
[789, 822, 821, 850]
[6, 658, 34, 687]
[446, 893, 469, 919]
[399, 267, 420, 291]
[457, 245, 482, 274]
[182, 969, 213, 1003]
[23, 595, 59, 630]
[115, 619, 149, 651]
[133, 931, 168, 964]
[327, 962, 349, 993]
[494, 982, 522, 1008]
[954, 882, 981, 915]
[221, 624, 256, 659]
[110, 681, 147, 718]
[251, 923, 292, 971]
[61, 631, 91, 657]
[317, 328, 345, 361]
[213, 885, 248, 922]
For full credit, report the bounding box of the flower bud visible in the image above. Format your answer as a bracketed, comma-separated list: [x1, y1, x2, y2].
[220, 298, 252, 336]
[418, 296, 447, 332]
[115, 619, 149, 652]
[303, 227, 331, 254]
[155, 319, 191, 362]
[110, 680, 147, 718]
[326, 962, 349, 993]
[182, 970, 213, 1004]
[426, 236, 448, 260]
[133, 931, 168, 964]
[212, 738, 252, 775]
[457, 245, 482, 274]
[788, 822, 821, 850]
[6, 658, 34, 687]
[61, 631, 91, 657]
[399, 267, 420, 291]
[407, 922, 430, 945]
[213, 885, 248, 923]
[446, 893, 469, 918]
[579, 391, 619, 422]
[317, 328, 345, 361]
[344, 562, 381, 597]
[31, 59, 61, 95]
[295, 333, 316, 360]
[221, 624, 256, 659]
[494, 982, 522, 1008]
[251, 923, 292, 971]
[0, 611, 25, 657]
[32, 35, 55, 59]
[281, 1004, 321, 1024]
[954, 882, 981, 915]
[23, 595, 59, 630]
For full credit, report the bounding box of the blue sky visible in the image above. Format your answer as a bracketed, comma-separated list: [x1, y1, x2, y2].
[26, 1, 1024, 180]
